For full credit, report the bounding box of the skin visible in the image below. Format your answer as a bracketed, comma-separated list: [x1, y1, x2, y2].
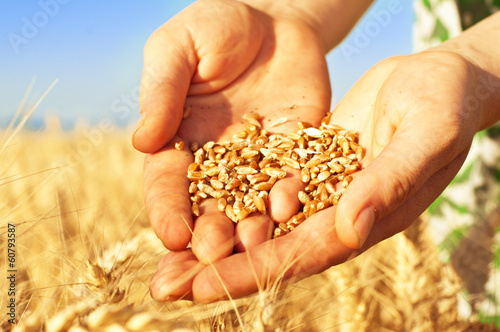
[135, 0, 333, 255]
[134, 0, 373, 254]
[134, 0, 500, 303]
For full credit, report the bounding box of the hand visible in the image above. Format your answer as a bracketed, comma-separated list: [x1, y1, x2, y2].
[150, 51, 481, 302]
[133, 0, 331, 258]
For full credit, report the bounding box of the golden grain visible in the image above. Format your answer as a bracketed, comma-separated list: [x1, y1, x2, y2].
[261, 167, 287, 179]
[234, 130, 248, 139]
[298, 191, 311, 205]
[342, 175, 353, 188]
[185, 113, 364, 237]
[247, 173, 270, 184]
[344, 164, 359, 175]
[253, 182, 273, 191]
[282, 156, 300, 169]
[317, 199, 331, 211]
[245, 117, 261, 128]
[225, 204, 237, 223]
[253, 195, 266, 213]
[192, 202, 200, 217]
[225, 178, 241, 191]
[270, 117, 290, 127]
[297, 121, 312, 130]
[182, 106, 192, 118]
[243, 112, 261, 121]
[213, 145, 226, 154]
[329, 162, 344, 174]
[268, 175, 278, 185]
[304, 184, 315, 193]
[187, 171, 206, 181]
[210, 178, 224, 190]
[317, 170, 331, 182]
[175, 140, 184, 151]
[189, 182, 198, 194]
[302, 127, 323, 138]
[236, 208, 250, 221]
[236, 166, 258, 175]
[212, 189, 229, 199]
[278, 223, 289, 233]
[300, 168, 311, 183]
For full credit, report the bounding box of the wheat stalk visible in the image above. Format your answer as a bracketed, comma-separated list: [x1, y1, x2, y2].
[1, 101, 495, 330]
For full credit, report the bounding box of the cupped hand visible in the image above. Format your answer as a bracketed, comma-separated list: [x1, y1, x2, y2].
[133, 0, 331, 255]
[150, 50, 482, 302]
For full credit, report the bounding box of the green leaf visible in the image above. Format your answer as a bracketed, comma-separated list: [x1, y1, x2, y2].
[475, 128, 488, 139]
[439, 225, 470, 254]
[422, 0, 432, 10]
[450, 163, 474, 185]
[428, 194, 470, 217]
[433, 19, 449, 42]
[486, 125, 500, 139]
[428, 195, 445, 216]
[493, 245, 500, 269]
[448, 200, 469, 215]
[493, 239, 500, 269]
[477, 311, 500, 327]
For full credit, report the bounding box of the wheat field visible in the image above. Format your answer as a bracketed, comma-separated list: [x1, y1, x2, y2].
[0, 108, 497, 331]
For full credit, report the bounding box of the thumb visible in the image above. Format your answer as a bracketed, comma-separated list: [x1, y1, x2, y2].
[334, 124, 457, 249]
[132, 25, 196, 153]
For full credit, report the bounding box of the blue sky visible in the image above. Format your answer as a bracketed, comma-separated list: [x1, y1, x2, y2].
[0, 1, 413, 129]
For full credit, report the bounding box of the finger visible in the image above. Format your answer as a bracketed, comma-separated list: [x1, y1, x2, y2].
[234, 213, 274, 252]
[158, 249, 197, 270]
[133, 22, 197, 153]
[268, 166, 304, 223]
[328, 55, 462, 249]
[329, 56, 402, 137]
[184, 1, 266, 96]
[361, 149, 469, 250]
[190, 150, 468, 303]
[191, 200, 235, 265]
[143, 140, 194, 250]
[335, 120, 470, 249]
[150, 249, 203, 302]
[192, 207, 354, 303]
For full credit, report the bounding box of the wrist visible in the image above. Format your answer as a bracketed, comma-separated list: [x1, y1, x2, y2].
[404, 50, 484, 135]
[427, 50, 500, 132]
[238, 0, 327, 50]
[238, 0, 374, 52]
[429, 13, 500, 130]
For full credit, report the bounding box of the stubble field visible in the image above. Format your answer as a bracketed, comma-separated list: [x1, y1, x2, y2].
[0, 114, 494, 331]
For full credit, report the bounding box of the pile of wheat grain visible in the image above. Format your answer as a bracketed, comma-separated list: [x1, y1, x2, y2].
[1, 114, 495, 331]
[183, 113, 363, 237]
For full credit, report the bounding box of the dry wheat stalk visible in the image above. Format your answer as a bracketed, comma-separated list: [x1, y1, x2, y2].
[183, 112, 364, 238]
[2, 90, 485, 331]
[3, 124, 486, 331]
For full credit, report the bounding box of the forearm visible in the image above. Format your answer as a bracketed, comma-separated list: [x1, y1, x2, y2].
[434, 12, 500, 130]
[239, 0, 375, 52]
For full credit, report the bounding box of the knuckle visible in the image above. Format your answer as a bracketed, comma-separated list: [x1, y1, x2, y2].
[387, 172, 414, 213]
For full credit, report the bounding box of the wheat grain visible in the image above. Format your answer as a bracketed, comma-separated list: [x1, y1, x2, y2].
[182, 106, 192, 119]
[184, 113, 365, 238]
[175, 140, 184, 151]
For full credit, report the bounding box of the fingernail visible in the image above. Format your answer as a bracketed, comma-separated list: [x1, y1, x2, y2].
[156, 283, 181, 302]
[164, 295, 182, 302]
[353, 207, 376, 248]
